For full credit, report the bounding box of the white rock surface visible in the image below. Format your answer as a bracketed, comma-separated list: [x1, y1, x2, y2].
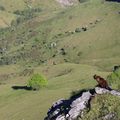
[56, 115, 66, 120]
[68, 91, 92, 120]
[110, 90, 120, 96]
[56, 0, 77, 6]
[95, 87, 120, 96]
[95, 87, 110, 94]
[102, 113, 115, 120]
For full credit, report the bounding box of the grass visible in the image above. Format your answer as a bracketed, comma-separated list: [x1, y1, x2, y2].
[0, 0, 119, 70]
[0, 0, 120, 120]
[82, 94, 120, 120]
[0, 11, 16, 27]
[0, 0, 61, 28]
[0, 63, 110, 120]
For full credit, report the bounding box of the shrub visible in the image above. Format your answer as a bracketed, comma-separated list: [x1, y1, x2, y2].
[12, 8, 42, 25]
[107, 67, 120, 89]
[27, 73, 48, 90]
[11, 17, 25, 26]
[79, 0, 90, 3]
[0, 5, 5, 11]
[117, 84, 120, 90]
[13, 8, 42, 18]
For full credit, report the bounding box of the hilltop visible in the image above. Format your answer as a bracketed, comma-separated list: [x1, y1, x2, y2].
[0, 0, 120, 120]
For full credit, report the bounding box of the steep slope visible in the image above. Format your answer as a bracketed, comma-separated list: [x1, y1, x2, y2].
[0, 0, 120, 70]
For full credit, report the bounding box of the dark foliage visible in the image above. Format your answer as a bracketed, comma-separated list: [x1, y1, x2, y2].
[106, 0, 120, 2]
[0, 5, 5, 11]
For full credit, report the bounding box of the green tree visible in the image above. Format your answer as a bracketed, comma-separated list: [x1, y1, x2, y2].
[27, 73, 48, 90]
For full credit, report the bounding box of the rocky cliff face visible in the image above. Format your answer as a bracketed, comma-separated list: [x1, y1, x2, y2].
[44, 87, 120, 120]
[56, 0, 78, 6]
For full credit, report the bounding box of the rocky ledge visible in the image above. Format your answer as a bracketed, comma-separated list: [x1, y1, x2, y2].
[44, 87, 120, 120]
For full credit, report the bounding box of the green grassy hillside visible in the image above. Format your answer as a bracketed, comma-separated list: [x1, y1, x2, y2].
[0, 0, 120, 120]
[0, 63, 109, 120]
[0, 0, 60, 28]
[0, 0, 120, 70]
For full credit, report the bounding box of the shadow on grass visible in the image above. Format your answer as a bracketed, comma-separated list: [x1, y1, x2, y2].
[12, 86, 32, 90]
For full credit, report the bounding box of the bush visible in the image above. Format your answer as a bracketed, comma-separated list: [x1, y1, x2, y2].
[12, 8, 42, 25]
[13, 8, 42, 19]
[79, 0, 90, 3]
[0, 5, 5, 11]
[27, 74, 48, 90]
[107, 67, 120, 89]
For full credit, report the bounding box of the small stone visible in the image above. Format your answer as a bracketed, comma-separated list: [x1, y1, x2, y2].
[102, 113, 115, 120]
[75, 28, 81, 33]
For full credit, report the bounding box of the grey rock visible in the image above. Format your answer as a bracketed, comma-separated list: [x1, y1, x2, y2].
[102, 113, 115, 120]
[56, 115, 66, 120]
[50, 42, 57, 48]
[110, 90, 120, 96]
[56, 0, 77, 6]
[95, 87, 110, 94]
[68, 91, 92, 119]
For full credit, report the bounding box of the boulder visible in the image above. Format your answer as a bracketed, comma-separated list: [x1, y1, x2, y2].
[68, 91, 92, 119]
[75, 28, 81, 33]
[110, 90, 120, 96]
[95, 87, 110, 94]
[102, 113, 116, 120]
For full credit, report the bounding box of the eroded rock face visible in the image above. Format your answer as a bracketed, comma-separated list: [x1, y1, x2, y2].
[44, 87, 120, 120]
[68, 91, 92, 119]
[56, 0, 77, 6]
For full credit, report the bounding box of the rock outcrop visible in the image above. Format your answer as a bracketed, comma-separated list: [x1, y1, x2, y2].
[44, 87, 120, 120]
[56, 0, 78, 6]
